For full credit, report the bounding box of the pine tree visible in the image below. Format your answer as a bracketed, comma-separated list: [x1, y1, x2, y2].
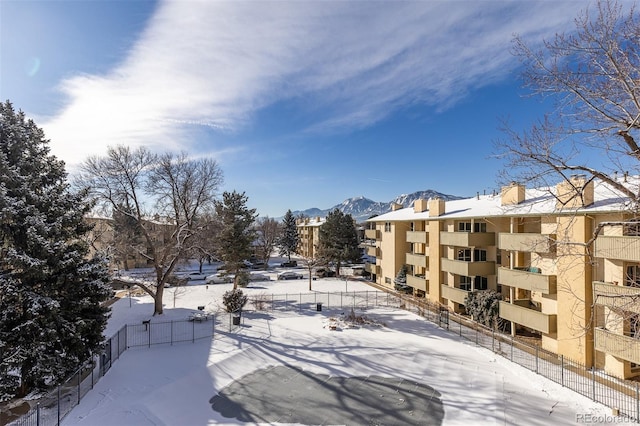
[0, 101, 112, 400]
[278, 209, 299, 261]
[214, 191, 258, 289]
[317, 209, 360, 277]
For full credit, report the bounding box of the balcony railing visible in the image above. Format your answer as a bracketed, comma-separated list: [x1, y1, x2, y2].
[366, 246, 378, 257]
[593, 235, 640, 262]
[594, 328, 640, 365]
[593, 281, 640, 313]
[498, 233, 555, 253]
[440, 231, 496, 247]
[406, 252, 427, 268]
[440, 284, 469, 305]
[365, 229, 379, 240]
[407, 274, 427, 292]
[497, 267, 557, 294]
[406, 230, 427, 244]
[364, 263, 376, 274]
[499, 301, 557, 334]
[441, 258, 495, 276]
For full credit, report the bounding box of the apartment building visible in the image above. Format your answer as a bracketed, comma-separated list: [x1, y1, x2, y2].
[296, 216, 325, 258]
[366, 175, 640, 379]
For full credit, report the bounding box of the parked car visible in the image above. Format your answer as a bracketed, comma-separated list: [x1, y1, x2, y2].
[206, 274, 234, 284]
[249, 273, 270, 282]
[184, 272, 208, 280]
[314, 268, 335, 278]
[277, 271, 303, 280]
[280, 260, 297, 267]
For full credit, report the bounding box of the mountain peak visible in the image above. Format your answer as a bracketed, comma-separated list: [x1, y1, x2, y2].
[291, 189, 464, 222]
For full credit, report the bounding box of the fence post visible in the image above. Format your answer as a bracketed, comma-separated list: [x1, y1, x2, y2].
[510, 337, 513, 362]
[561, 355, 564, 387]
[475, 327, 478, 345]
[459, 319, 462, 337]
[192, 319, 195, 343]
[57, 385, 61, 426]
[78, 367, 81, 404]
[299, 293, 302, 312]
[492, 329, 495, 352]
[636, 382, 639, 421]
[592, 368, 596, 401]
[535, 346, 539, 374]
[148, 322, 151, 348]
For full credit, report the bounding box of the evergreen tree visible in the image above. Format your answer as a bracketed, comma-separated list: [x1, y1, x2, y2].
[0, 101, 112, 400]
[394, 265, 411, 293]
[278, 209, 299, 261]
[214, 191, 258, 289]
[317, 209, 360, 277]
[464, 290, 503, 330]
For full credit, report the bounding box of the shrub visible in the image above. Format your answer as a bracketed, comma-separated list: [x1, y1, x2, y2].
[236, 270, 250, 288]
[222, 289, 248, 313]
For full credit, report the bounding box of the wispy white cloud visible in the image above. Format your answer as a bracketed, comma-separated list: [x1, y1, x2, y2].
[41, 0, 588, 165]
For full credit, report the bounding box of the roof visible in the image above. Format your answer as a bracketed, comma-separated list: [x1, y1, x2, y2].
[367, 177, 637, 223]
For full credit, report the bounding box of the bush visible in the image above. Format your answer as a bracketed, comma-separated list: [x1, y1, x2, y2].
[464, 290, 502, 329]
[222, 289, 248, 313]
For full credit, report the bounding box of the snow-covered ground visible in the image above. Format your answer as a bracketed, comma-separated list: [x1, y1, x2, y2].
[62, 263, 615, 425]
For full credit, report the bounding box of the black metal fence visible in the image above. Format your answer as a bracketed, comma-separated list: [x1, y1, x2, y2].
[395, 293, 640, 423]
[8, 288, 640, 424]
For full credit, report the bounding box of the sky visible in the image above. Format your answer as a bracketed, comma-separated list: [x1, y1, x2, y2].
[57, 265, 612, 425]
[0, 0, 603, 217]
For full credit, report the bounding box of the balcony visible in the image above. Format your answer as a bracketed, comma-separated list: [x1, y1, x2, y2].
[406, 252, 427, 268]
[498, 233, 555, 253]
[594, 235, 640, 262]
[497, 267, 557, 294]
[407, 274, 427, 292]
[593, 281, 640, 313]
[440, 231, 495, 247]
[499, 301, 557, 334]
[440, 284, 469, 305]
[365, 229, 379, 240]
[406, 230, 427, 244]
[594, 328, 640, 365]
[441, 258, 495, 276]
[366, 246, 378, 257]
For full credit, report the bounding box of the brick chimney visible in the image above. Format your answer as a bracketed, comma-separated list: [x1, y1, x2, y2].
[414, 199, 428, 213]
[391, 202, 403, 211]
[428, 198, 445, 217]
[501, 182, 525, 206]
[556, 174, 594, 209]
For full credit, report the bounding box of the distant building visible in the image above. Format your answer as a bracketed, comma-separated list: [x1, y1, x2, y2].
[296, 216, 325, 258]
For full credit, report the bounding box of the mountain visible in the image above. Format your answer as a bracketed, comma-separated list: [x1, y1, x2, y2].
[292, 190, 465, 223]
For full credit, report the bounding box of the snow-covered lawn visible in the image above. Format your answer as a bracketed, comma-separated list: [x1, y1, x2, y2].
[62, 270, 613, 425]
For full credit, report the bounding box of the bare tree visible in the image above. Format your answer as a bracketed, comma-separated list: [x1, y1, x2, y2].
[79, 146, 223, 315]
[495, 0, 640, 359]
[299, 252, 324, 291]
[496, 0, 640, 207]
[254, 216, 281, 267]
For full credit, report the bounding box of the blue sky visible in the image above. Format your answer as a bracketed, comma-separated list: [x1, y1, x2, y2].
[1, 0, 595, 217]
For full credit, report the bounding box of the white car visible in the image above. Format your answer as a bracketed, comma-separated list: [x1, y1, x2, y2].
[184, 272, 208, 280]
[206, 274, 234, 284]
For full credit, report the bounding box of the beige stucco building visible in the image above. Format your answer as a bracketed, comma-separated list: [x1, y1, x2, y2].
[366, 175, 640, 379]
[296, 216, 325, 259]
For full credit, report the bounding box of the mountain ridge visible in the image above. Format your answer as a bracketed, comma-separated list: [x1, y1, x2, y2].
[290, 189, 465, 222]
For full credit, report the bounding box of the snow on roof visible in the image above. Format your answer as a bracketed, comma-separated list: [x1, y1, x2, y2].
[367, 177, 637, 222]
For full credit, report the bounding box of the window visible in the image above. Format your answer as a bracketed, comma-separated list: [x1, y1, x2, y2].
[474, 222, 487, 233]
[624, 220, 640, 236]
[457, 249, 471, 261]
[410, 222, 415, 231]
[626, 265, 640, 287]
[460, 276, 472, 291]
[474, 249, 487, 261]
[474, 276, 488, 290]
[384, 222, 391, 232]
[458, 222, 471, 232]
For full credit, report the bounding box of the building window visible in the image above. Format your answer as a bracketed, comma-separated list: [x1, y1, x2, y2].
[624, 220, 640, 236]
[458, 222, 471, 232]
[474, 276, 488, 290]
[384, 222, 391, 232]
[410, 222, 415, 231]
[474, 249, 487, 261]
[460, 276, 472, 291]
[626, 265, 640, 287]
[385, 277, 392, 284]
[457, 249, 471, 262]
[474, 222, 487, 233]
